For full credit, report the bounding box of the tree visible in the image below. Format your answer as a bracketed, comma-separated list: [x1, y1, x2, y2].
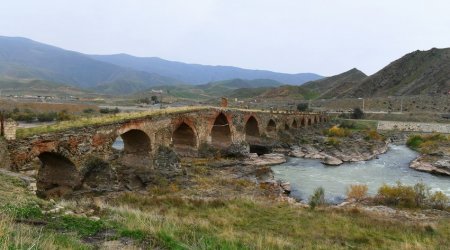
[352, 108, 364, 119]
[151, 95, 159, 104]
[297, 103, 309, 112]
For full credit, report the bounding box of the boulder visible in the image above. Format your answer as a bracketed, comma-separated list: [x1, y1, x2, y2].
[321, 155, 343, 166]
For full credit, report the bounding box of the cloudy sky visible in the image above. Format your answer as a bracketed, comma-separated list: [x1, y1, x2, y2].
[1, 0, 449, 76]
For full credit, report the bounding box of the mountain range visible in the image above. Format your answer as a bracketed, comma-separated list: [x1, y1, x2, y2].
[0, 36, 322, 94]
[0, 36, 448, 99]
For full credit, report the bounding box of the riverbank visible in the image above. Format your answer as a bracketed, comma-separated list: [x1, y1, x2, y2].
[406, 134, 450, 176]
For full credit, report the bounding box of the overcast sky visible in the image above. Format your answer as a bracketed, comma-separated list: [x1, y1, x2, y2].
[1, 0, 449, 76]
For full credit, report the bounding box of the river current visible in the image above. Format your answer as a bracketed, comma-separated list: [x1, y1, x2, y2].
[271, 145, 450, 203]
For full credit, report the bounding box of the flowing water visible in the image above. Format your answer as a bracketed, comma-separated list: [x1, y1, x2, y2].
[272, 145, 450, 203]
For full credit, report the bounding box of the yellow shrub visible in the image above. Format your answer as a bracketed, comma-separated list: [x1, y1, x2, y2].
[326, 126, 351, 137]
[347, 184, 368, 201]
[365, 129, 383, 141]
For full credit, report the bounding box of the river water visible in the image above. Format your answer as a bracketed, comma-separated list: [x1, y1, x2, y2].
[271, 145, 450, 203]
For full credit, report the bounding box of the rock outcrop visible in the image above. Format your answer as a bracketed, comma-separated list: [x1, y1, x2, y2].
[410, 156, 450, 176]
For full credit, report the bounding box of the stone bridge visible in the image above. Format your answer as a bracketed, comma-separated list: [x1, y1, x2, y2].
[5, 108, 328, 198]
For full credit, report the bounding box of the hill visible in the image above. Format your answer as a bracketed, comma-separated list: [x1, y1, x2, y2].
[91, 53, 323, 85]
[137, 78, 284, 101]
[0, 77, 90, 97]
[344, 48, 450, 97]
[0, 36, 180, 94]
[302, 68, 367, 98]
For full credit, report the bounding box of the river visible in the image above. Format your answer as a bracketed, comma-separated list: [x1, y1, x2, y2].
[271, 145, 450, 203]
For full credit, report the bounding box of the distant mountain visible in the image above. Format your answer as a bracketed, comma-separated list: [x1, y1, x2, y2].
[91, 54, 323, 85]
[302, 68, 367, 98]
[0, 36, 180, 94]
[343, 48, 450, 98]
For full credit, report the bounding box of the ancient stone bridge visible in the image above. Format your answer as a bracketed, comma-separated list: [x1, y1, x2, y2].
[5, 108, 328, 198]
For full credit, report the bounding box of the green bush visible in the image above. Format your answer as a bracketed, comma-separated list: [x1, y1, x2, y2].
[37, 112, 57, 122]
[406, 135, 424, 149]
[309, 187, 325, 210]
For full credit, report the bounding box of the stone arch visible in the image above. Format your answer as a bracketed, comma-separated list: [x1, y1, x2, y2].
[292, 119, 298, 128]
[285, 123, 290, 130]
[36, 152, 80, 198]
[245, 116, 260, 140]
[172, 122, 197, 154]
[118, 129, 152, 155]
[211, 113, 232, 148]
[307, 118, 312, 126]
[301, 117, 306, 126]
[267, 119, 277, 132]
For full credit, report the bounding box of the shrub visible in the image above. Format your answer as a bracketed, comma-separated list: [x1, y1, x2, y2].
[419, 141, 439, 154]
[296, 103, 309, 112]
[429, 191, 449, 210]
[37, 112, 57, 122]
[347, 184, 368, 201]
[406, 135, 424, 149]
[406, 133, 448, 152]
[413, 183, 431, 207]
[325, 125, 351, 137]
[57, 110, 73, 121]
[309, 187, 325, 209]
[377, 182, 416, 208]
[365, 129, 383, 141]
[339, 120, 356, 129]
[83, 108, 96, 114]
[352, 108, 364, 119]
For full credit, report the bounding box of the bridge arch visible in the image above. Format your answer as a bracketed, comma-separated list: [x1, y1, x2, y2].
[301, 117, 306, 126]
[172, 121, 197, 153]
[245, 116, 260, 141]
[36, 152, 80, 198]
[307, 118, 312, 126]
[292, 119, 298, 128]
[211, 113, 232, 148]
[267, 119, 277, 133]
[118, 129, 152, 155]
[285, 123, 290, 130]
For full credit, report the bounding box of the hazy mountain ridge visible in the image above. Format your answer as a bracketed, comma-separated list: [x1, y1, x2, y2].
[0, 36, 182, 94]
[90, 54, 323, 85]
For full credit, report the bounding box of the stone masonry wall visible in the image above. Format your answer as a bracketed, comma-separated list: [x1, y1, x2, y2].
[377, 121, 450, 134]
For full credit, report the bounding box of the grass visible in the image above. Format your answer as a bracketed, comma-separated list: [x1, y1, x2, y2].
[339, 119, 378, 131]
[2, 164, 449, 249]
[109, 192, 450, 249]
[406, 133, 450, 153]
